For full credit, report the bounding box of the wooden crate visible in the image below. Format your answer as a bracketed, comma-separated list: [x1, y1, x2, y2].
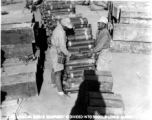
[111, 1, 152, 21]
[87, 107, 124, 116]
[85, 92, 125, 116]
[84, 70, 113, 92]
[113, 24, 152, 42]
[119, 18, 152, 25]
[1, 44, 33, 59]
[110, 40, 152, 54]
[1, 23, 35, 45]
[2, 59, 38, 76]
[1, 72, 38, 101]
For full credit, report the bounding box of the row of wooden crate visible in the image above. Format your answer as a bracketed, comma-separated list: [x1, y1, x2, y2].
[1, 23, 39, 101]
[108, 1, 152, 55]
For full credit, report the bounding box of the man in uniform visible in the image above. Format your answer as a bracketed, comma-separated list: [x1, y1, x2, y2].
[50, 17, 75, 96]
[90, 16, 112, 71]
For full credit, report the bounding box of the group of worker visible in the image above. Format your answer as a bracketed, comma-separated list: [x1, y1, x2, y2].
[50, 16, 112, 96]
[25, 0, 112, 96]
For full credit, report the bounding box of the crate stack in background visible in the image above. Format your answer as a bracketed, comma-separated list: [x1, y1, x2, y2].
[1, 23, 38, 101]
[109, 1, 152, 54]
[40, 0, 76, 43]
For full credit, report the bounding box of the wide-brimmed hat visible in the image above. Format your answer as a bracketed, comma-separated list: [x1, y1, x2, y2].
[60, 17, 73, 29]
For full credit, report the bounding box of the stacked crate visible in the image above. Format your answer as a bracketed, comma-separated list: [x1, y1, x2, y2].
[109, 1, 152, 54]
[83, 70, 125, 117]
[40, 0, 76, 40]
[1, 23, 38, 101]
[63, 15, 96, 93]
[40, 1, 96, 93]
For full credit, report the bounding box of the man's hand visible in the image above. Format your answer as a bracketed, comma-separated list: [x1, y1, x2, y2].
[70, 54, 76, 60]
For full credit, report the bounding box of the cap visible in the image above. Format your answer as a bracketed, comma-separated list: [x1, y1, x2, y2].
[98, 16, 108, 24]
[60, 17, 73, 29]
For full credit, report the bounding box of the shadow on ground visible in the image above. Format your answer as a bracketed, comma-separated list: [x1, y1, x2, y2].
[33, 20, 48, 95]
[1, 91, 7, 104]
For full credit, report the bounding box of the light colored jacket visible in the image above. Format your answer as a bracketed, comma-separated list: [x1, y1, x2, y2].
[93, 28, 112, 71]
[50, 23, 71, 72]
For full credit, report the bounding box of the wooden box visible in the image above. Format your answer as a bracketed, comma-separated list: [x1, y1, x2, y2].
[1, 23, 35, 45]
[85, 92, 125, 116]
[110, 40, 152, 54]
[112, 1, 152, 20]
[1, 72, 38, 101]
[84, 70, 113, 92]
[1, 44, 33, 59]
[113, 24, 152, 42]
[2, 59, 38, 76]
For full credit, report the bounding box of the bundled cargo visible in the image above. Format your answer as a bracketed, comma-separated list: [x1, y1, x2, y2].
[65, 64, 95, 71]
[63, 77, 84, 92]
[68, 44, 94, 51]
[73, 24, 91, 29]
[45, 1, 71, 5]
[43, 8, 75, 14]
[44, 3, 73, 10]
[67, 34, 92, 41]
[66, 53, 93, 60]
[69, 49, 93, 54]
[42, 13, 82, 20]
[44, 17, 88, 28]
[70, 18, 88, 25]
[65, 58, 95, 66]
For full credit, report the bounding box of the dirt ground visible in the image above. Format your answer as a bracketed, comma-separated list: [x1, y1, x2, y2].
[1, 1, 152, 120]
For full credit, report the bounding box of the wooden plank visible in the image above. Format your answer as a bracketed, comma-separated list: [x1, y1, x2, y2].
[84, 75, 113, 82]
[89, 98, 124, 108]
[89, 92, 122, 100]
[120, 10, 152, 19]
[1, 44, 33, 59]
[1, 23, 35, 45]
[2, 60, 38, 76]
[87, 106, 124, 115]
[84, 70, 112, 76]
[113, 24, 152, 42]
[119, 18, 152, 25]
[84, 74, 113, 92]
[66, 77, 84, 82]
[85, 82, 113, 92]
[1, 99, 19, 107]
[65, 81, 82, 89]
[110, 40, 152, 54]
[1, 72, 36, 86]
[1, 81, 38, 101]
[66, 58, 95, 66]
[2, 58, 35, 67]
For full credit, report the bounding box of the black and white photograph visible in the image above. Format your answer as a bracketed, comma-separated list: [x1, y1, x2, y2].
[1, 0, 152, 120]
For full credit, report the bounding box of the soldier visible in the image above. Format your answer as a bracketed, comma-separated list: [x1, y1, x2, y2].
[90, 16, 112, 71]
[50, 17, 75, 96]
